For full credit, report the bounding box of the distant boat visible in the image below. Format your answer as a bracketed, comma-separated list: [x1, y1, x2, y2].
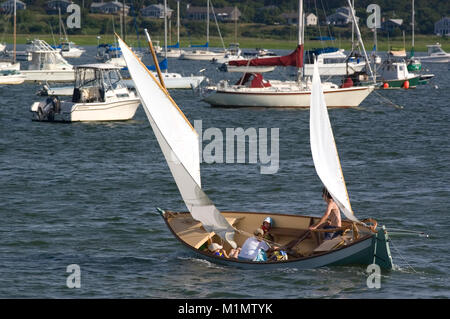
[180, 0, 225, 61]
[21, 39, 75, 83]
[30, 64, 140, 122]
[0, 69, 25, 85]
[416, 43, 450, 63]
[117, 31, 393, 270]
[52, 8, 85, 58]
[303, 47, 366, 76]
[58, 41, 86, 58]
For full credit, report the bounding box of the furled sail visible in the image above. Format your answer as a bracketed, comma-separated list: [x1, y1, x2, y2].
[228, 44, 303, 68]
[309, 59, 358, 222]
[117, 35, 237, 248]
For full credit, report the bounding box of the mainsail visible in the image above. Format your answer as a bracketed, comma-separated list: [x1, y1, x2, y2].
[309, 60, 358, 222]
[228, 44, 304, 68]
[117, 35, 237, 248]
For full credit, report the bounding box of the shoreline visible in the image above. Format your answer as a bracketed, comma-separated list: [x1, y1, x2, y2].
[2, 34, 448, 52]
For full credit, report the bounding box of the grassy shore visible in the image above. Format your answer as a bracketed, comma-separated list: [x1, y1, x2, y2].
[3, 33, 449, 52]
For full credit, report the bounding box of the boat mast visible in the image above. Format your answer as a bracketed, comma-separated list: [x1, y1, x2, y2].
[13, 0, 16, 63]
[346, 0, 374, 83]
[297, 0, 303, 82]
[164, 0, 168, 62]
[411, 0, 415, 56]
[351, 0, 355, 52]
[122, 0, 126, 41]
[145, 28, 166, 90]
[177, 1, 180, 48]
[206, 0, 209, 51]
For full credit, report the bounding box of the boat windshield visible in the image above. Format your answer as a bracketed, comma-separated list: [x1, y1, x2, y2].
[102, 69, 125, 91]
[75, 67, 103, 89]
[428, 45, 444, 55]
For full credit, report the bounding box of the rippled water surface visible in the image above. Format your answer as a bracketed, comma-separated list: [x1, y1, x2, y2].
[0, 46, 449, 298]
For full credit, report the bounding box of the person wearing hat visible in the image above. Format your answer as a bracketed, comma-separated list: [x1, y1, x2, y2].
[208, 242, 230, 258]
[261, 217, 275, 243]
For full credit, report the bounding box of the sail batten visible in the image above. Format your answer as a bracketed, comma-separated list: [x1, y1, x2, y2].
[117, 35, 237, 248]
[310, 60, 358, 222]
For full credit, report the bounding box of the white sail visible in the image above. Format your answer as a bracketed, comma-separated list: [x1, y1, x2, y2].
[117, 36, 237, 248]
[310, 60, 358, 222]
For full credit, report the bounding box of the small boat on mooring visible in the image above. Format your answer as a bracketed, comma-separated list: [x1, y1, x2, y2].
[30, 63, 140, 122]
[118, 32, 393, 270]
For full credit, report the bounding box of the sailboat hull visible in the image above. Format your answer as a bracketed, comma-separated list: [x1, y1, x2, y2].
[180, 50, 225, 61]
[162, 210, 393, 270]
[203, 86, 374, 108]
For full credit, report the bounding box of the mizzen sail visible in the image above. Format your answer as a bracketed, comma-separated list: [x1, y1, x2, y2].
[117, 35, 237, 248]
[310, 59, 358, 222]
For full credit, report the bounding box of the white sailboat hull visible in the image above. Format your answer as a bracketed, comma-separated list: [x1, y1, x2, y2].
[160, 75, 205, 89]
[180, 50, 225, 61]
[21, 69, 75, 83]
[225, 65, 277, 73]
[203, 85, 374, 108]
[0, 61, 20, 71]
[0, 73, 25, 85]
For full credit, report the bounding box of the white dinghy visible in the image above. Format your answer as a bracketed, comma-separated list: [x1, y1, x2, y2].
[118, 34, 393, 270]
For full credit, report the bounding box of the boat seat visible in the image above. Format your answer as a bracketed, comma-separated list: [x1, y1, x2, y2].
[169, 215, 241, 249]
[270, 227, 306, 238]
[313, 235, 350, 252]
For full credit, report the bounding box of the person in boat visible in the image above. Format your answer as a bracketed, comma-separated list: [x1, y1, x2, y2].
[208, 243, 230, 258]
[261, 216, 275, 243]
[234, 228, 279, 261]
[309, 187, 343, 240]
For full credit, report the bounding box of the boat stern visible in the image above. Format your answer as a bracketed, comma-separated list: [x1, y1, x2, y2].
[373, 225, 394, 270]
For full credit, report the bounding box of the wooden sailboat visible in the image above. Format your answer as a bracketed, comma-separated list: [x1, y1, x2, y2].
[117, 33, 393, 270]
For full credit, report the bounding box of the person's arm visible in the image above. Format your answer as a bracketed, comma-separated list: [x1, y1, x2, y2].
[221, 249, 229, 258]
[309, 202, 332, 230]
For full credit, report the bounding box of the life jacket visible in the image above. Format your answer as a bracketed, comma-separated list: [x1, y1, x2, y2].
[270, 250, 288, 261]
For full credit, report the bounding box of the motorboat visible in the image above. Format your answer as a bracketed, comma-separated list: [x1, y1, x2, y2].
[416, 43, 450, 63]
[0, 69, 25, 85]
[58, 41, 86, 58]
[30, 64, 140, 122]
[21, 39, 74, 83]
[303, 47, 366, 76]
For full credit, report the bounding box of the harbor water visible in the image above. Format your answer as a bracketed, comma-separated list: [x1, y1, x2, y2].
[0, 46, 449, 298]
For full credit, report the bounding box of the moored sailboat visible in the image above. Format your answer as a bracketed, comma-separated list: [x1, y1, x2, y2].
[117, 32, 393, 270]
[203, 0, 374, 108]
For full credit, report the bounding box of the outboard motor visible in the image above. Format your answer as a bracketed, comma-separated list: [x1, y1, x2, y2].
[37, 96, 61, 121]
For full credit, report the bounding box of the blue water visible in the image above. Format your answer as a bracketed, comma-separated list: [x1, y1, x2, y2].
[0, 45, 449, 298]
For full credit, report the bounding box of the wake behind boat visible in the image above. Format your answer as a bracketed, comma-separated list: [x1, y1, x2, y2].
[117, 28, 393, 269]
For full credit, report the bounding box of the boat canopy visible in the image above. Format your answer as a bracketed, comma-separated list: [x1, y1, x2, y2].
[309, 59, 358, 222]
[167, 42, 180, 49]
[190, 42, 209, 48]
[228, 44, 303, 68]
[118, 35, 237, 249]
